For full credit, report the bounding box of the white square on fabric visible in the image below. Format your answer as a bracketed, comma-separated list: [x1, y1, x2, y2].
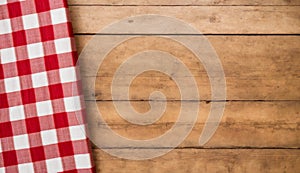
[4, 76, 20, 93]
[1, 47, 16, 64]
[54, 38, 72, 54]
[46, 158, 63, 173]
[69, 125, 86, 141]
[22, 13, 39, 30]
[59, 67, 76, 83]
[0, 0, 8, 5]
[50, 8, 67, 25]
[63, 96, 81, 112]
[9, 105, 25, 121]
[74, 154, 92, 169]
[0, 167, 4, 173]
[36, 100, 53, 117]
[31, 72, 48, 88]
[18, 163, 34, 173]
[27, 42, 44, 59]
[0, 19, 12, 34]
[0, 140, 2, 152]
[13, 134, 30, 150]
[41, 129, 58, 145]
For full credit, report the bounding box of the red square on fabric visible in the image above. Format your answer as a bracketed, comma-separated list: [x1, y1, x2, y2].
[52, 99, 66, 113]
[39, 116, 55, 131]
[0, 81, 5, 94]
[72, 140, 89, 155]
[67, 23, 74, 36]
[30, 146, 45, 162]
[34, 0, 50, 13]
[53, 23, 72, 39]
[37, 11, 52, 28]
[44, 54, 59, 71]
[15, 45, 29, 61]
[44, 144, 60, 159]
[12, 30, 27, 47]
[2, 63, 18, 79]
[11, 17, 24, 32]
[29, 58, 46, 74]
[11, 120, 27, 136]
[33, 160, 47, 172]
[19, 75, 33, 91]
[16, 149, 32, 164]
[0, 5, 9, 20]
[0, 64, 4, 79]
[40, 25, 55, 42]
[28, 133, 43, 148]
[7, 92, 22, 107]
[0, 122, 13, 138]
[49, 0, 67, 9]
[7, 2, 22, 18]
[0, 34, 13, 49]
[17, 59, 32, 76]
[21, 88, 36, 104]
[24, 103, 38, 119]
[42, 41, 56, 56]
[26, 117, 41, 133]
[71, 52, 78, 64]
[20, 0, 37, 16]
[54, 112, 69, 129]
[2, 150, 18, 166]
[0, 93, 9, 109]
[0, 109, 9, 123]
[63, 169, 82, 173]
[59, 141, 74, 157]
[35, 87, 50, 102]
[25, 28, 42, 44]
[49, 83, 63, 99]
[57, 53, 77, 68]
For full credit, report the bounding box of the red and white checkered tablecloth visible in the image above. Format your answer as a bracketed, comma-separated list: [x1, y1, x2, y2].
[0, 0, 95, 172]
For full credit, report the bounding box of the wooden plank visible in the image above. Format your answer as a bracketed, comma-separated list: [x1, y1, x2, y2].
[87, 76, 300, 100]
[75, 36, 300, 100]
[86, 101, 300, 148]
[93, 149, 300, 173]
[68, 0, 300, 6]
[69, 6, 300, 34]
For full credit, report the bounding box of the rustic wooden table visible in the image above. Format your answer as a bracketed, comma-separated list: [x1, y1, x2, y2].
[68, 0, 300, 172]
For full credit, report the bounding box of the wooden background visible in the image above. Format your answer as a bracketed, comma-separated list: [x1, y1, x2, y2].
[67, 0, 300, 172]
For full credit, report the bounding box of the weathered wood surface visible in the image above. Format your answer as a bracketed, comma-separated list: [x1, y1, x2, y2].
[87, 101, 300, 148]
[68, 0, 300, 6]
[75, 36, 300, 100]
[93, 149, 300, 173]
[69, 2, 300, 172]
[69, 6, 300, 34]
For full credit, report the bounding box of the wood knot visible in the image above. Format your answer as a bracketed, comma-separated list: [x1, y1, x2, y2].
[209, 15, 220, 23]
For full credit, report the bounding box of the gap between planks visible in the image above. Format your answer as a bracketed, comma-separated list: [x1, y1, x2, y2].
[74, 33, 300, 36]
[68, 4, 300, 6]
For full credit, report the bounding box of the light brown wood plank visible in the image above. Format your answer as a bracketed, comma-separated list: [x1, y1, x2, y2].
[75, 36, 300, 100]
[68, 0, 300, 6]
[93, 149, 300, 173]
[88, 76, 300, 100]
[86, 101, 300, 148]
[69, 6, 300, 34]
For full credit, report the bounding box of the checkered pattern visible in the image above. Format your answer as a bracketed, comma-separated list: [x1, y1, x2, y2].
[0, 0, 95, 172]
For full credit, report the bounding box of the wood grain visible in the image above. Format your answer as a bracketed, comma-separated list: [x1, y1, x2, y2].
[75, 36, 300, 100]
[69, 6, 300, 34]
[68, 0, 300, 6]
[69, 2, 300, 172]
[87, 101, 300, 148]
[93, 149, 300, 173]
